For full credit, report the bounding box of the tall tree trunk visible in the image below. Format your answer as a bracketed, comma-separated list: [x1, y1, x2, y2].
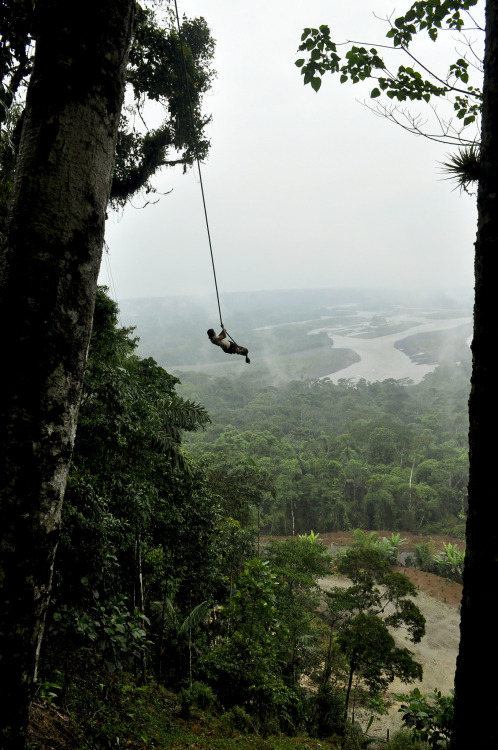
[0, 3, 135, 748]
[453, 0, 498, 746]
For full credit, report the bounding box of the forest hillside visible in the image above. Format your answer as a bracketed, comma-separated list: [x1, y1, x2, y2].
[27, 288, 469, 749]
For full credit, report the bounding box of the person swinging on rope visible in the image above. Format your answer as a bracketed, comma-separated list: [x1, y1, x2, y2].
[207, 326, 250, 364]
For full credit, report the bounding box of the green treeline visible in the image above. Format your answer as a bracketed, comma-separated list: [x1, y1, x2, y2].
[34, 290, 465, 748]
[178, 361, 469, 539]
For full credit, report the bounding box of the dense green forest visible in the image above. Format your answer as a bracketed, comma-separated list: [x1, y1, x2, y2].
[29, 289, 467, 749]
[178, 360, 469, 539]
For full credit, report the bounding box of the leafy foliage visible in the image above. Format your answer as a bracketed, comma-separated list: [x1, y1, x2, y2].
[392, 687, 454, 748]
[201, 557, 297, 732]
[42, 288, 219, 693]
[49, 594, 150, 675]
[412, 538, 465, 582]
[0, 2, 216, 215]
[112, 7, 216, 205]
[295, 0, 483, 170]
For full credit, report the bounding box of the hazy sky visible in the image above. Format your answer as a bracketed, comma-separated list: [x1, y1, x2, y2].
[100, 0, 482, 302]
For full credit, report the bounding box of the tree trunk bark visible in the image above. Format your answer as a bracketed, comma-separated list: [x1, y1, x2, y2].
[0, 3, 135, 748]
[453, 0, 498, 746]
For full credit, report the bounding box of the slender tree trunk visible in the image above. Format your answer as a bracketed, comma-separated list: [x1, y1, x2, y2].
[343, 654, 356, 725]
[453, 1, 498, 746]
[135, 530, 147, 681]
[157, 579, 169, 683]
[188, 591, 193, 690]
[136, 529, 145, 615]
[0, 3, 135, 748]
[257, 504, 261, 557]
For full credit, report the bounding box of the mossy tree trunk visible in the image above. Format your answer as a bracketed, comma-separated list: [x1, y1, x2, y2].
[0, 3, 135, 748]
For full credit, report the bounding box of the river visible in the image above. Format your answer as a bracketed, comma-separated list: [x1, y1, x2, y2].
[311, 314, 472, 384]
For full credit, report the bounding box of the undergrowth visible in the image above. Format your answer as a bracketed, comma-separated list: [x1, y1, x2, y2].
[28, 677, 343, 750]
[27, 676, 435, 750]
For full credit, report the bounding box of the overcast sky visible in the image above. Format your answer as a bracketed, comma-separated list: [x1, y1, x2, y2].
[100, 0, 482, 302]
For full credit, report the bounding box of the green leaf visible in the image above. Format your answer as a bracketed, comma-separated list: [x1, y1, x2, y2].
[295, 59, 305, 67]
[371, 88, 381, 98]
[311, 77, 322, 92]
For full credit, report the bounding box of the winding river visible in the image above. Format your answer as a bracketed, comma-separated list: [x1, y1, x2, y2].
[312, 315, 472, 384]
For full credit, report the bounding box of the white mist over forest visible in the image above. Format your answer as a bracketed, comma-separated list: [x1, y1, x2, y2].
[117, 286, 472, 386]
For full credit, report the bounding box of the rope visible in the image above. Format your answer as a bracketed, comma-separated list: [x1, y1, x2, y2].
[173, 0, 231, 338]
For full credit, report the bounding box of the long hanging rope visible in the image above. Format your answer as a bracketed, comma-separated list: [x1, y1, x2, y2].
[173, 0, 238, 343]
[103, 241, 120, 321]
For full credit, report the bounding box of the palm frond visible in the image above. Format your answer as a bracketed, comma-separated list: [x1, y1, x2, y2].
[150, 598, 178, 627]
[178, 600, 212, 636]
[157, 396, 211, 432]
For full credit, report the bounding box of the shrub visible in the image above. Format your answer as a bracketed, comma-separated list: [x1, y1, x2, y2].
[384, 728, 427, 749]
[308, 685, 346, 739]
[220, 705, 256, 735]
[392, 688, 453, 749]
[413, 540, 437, 571]
[181, 680, 217, 714]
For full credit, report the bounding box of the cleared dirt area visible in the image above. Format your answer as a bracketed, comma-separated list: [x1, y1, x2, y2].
[315, 531, 463, 739]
